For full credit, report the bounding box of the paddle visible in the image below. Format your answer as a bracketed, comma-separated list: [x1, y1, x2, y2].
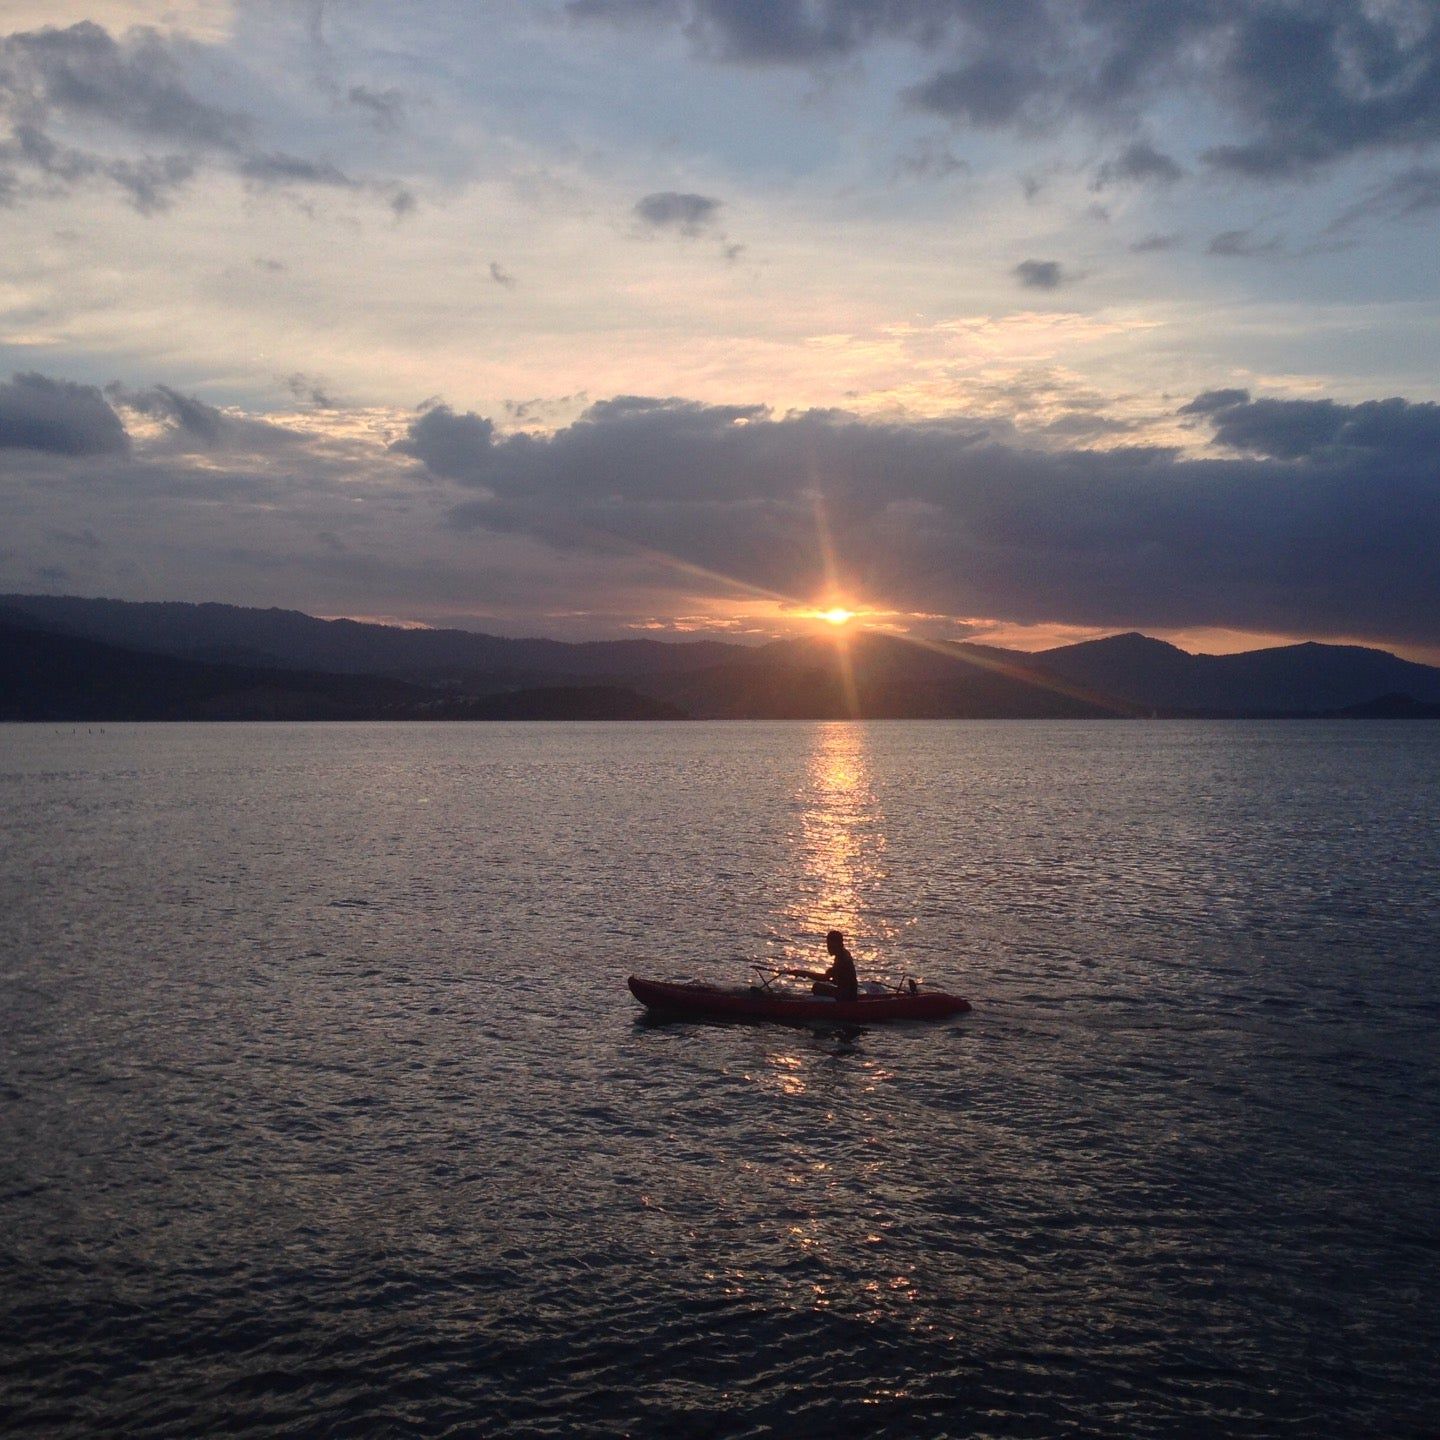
[753, 963, 920, 996]
[750, 964, 829, 991]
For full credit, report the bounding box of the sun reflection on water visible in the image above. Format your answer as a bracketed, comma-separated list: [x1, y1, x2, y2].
[790, 722, 889, 950]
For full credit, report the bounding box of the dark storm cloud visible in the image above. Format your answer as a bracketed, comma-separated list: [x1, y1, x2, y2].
[0, 21, 407, 212]
[393, 389, 1440, 648]
[0, 371, 128, 455]
[1012, 259, 1069, 289]
[634, 191, 722, 236]
[573, 2, 1440, 184]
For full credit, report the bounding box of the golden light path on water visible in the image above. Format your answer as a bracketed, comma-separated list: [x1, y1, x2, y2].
[756, 721, 906, 1106]
[781, 722, 907, 967]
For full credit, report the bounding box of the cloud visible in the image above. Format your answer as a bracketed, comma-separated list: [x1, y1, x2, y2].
[573, 2, 1440, 185]
[632, 190, 740, 258]
[390, 402, 497, 485]
[0, 20, 239, 209]
[282, 373, 336, 408]
[634, 190, 722, 236]
[386, 387, 1440, 647]
[0, 20, 248, 146]
[233, 149, 414, 215]
[1206, 228, 1282, 258]
[570, 0, 934, 65]
[1094, 141, 1183, 188]
[1012, 259, 1070, 290]
[0, 120, 200, 210]
[908, 56, 1041, 129]
[1179, 388, 1251, 416]
[1199, 8, 1440, 179]
[0, 394, 506, 626]
[9, 377, 1440, 650]
[1371, 166, 1440, 217]
[891, 137, 968, 182]
[1039, 412, 1136, 441]
[0, 371, 129, 455]
[0, 20, 410, 212]
[1129, 231, 1182, 253]
[107, 382, 301, 449]
[237, 151, 356, 188]
[503, 394, 587, 426]
[346, 83, 405, 132]
[1330, 165, 1440, 230]
[1182, 388, 1440, 462]
[385, 185, 416, 218]
[489, 261, 517, 289]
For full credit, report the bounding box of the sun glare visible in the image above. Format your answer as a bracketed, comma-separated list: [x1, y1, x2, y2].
[820, 608, 854, 626]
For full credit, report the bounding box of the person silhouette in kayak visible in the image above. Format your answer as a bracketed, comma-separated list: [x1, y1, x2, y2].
[812, 929, 859, 1003]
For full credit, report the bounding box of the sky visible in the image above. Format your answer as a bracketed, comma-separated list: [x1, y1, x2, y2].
[1, 0, 1438, 657]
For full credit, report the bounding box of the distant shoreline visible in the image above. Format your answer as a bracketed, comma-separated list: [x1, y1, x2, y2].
[6, 594, 1440, 723]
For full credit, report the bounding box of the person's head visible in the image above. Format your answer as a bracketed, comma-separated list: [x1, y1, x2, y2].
[826, 929, 844, 955]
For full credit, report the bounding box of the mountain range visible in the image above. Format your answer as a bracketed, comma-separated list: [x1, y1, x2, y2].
[3, 594, 1439, 722]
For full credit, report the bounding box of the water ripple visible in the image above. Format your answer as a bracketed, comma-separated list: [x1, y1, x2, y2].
[2, 721, 1437, 1437]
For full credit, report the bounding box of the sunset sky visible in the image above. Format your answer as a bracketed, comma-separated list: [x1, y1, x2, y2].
[2, 1, 1438, 656]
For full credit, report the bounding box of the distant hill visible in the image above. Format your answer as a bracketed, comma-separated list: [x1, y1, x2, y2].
[1332, 693, 1440, 719]
[5, 594, 1438, 720]
[0, 619, 681, 722]
[1038, 632, 1440, 713]
[0, 593, 738, 687]
[641, 632, 1135, 719]
[0, 618, 423, 721]
[438, 686, 684, 721]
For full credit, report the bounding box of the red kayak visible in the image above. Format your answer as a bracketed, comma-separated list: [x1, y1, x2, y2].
[627, 974, 971, 1025]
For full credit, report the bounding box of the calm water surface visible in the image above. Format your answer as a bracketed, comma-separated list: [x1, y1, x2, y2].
[2, 721, 1438, 1437]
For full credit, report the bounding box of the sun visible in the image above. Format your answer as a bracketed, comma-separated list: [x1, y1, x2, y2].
[820, 607, 855, 626]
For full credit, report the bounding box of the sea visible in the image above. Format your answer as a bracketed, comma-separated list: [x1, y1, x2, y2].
[1, 720, 1437, 1438]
